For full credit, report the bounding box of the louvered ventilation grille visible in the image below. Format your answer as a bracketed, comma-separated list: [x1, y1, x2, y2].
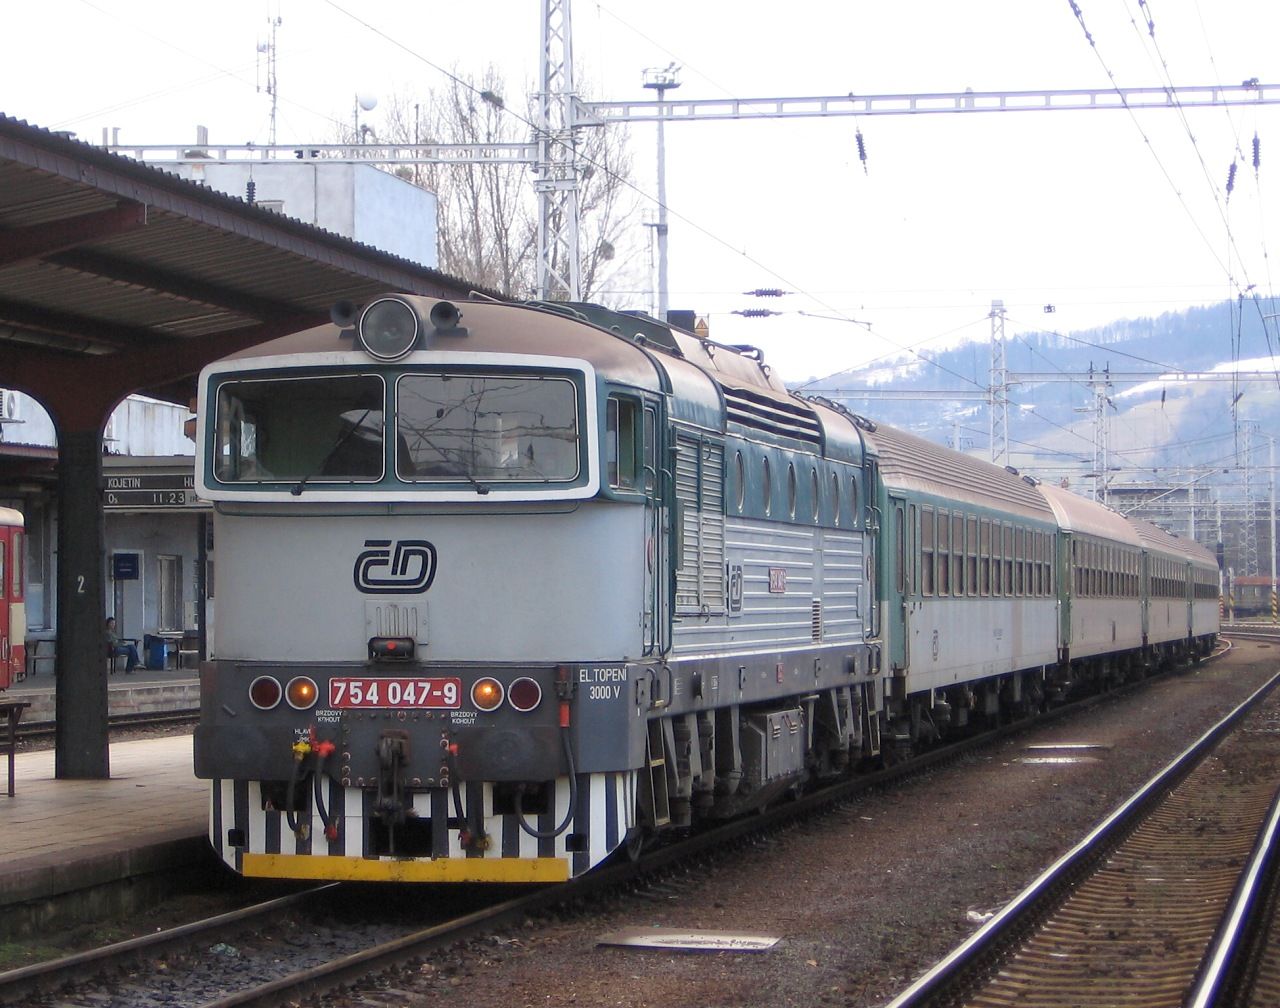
[723, 387, 821, 444]
[674, 437, 726, 614]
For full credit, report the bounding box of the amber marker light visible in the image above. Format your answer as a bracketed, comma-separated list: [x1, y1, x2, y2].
[249, 675, 282, 710]
[471, 678, 504, 711]
[285, 676, 319, 710]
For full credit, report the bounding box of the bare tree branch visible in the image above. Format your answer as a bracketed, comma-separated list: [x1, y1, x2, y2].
[361, 67, 642, 304]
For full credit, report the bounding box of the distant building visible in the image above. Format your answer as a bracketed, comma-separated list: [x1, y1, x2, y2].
[173, 156, 438, 269]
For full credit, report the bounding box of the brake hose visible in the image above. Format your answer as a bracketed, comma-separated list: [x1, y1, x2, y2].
[514, 727, 578, 839]
[286, 738, 310, 837]
[312, 738, 337, 841]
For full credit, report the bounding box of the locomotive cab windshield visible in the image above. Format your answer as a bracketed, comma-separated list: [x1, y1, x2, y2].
[204, 362, 596, 501]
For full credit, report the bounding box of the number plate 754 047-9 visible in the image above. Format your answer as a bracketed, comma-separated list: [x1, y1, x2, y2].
[329, 677, 462, 709]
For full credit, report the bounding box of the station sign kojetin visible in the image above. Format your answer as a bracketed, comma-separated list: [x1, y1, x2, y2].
[103, 471, 198, 509]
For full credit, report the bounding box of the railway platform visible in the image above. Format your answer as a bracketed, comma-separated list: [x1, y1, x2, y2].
[0, 725, 213, 938]
[5, 662, 200, 722]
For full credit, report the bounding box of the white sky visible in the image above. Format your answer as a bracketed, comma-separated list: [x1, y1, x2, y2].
[4, 1, 1279, 383]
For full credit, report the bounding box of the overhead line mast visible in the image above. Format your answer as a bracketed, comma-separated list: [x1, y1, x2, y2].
[111, 1, 1280, 303]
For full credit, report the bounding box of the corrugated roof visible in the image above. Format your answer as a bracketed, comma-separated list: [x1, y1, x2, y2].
[0, 114, 486, 372]
[865, 422, 1054, 522]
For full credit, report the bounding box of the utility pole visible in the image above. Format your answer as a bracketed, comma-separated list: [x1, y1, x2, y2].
[988, 300, 1008, 466]
[1083, 365, 1113, 505]
[643, 65, 680, 321]
[1243, 423, 1260, 576]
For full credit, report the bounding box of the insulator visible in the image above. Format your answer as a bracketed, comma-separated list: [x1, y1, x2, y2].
[732, 308, 781, 318]
[1254, 134, 1261, 171]
[1226, 161, 1237, 195]
[743, 288, 788, 298]
[245, 178, 257, 204]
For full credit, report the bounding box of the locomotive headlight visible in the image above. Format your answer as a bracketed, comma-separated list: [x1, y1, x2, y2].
[357, 297, 420, 361]
[285, 676, 319, 710]
[507, 677, 543, 713]
[471, 678, 504, 711]
[249, 675, 282, 710]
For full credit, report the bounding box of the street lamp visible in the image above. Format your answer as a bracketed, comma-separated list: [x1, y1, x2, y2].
[643, 65, 680, 321]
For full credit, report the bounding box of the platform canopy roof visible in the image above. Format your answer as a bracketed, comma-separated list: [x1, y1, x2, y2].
[0, 113, 479, 420]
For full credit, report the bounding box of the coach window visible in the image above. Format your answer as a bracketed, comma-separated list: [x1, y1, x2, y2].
[983, 524, 993, 593]
[952, 513, 965, 596]
[10, 530, 21, 599]
[787, 462, 797, 518]
[1003, 524, 1014, 596]
[831, 471, 841, 526]
[967, 516, 978, 596]
[762, 456, 772, 516]
[810, 467, 820, 522]
[895, 503, 907, 594]
[849, 475, 859, 526]
[920, 506, 935, 596]
[937, 510, 949, 595]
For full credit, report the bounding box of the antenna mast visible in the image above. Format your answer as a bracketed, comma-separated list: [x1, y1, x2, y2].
[257, 15, 282, 146]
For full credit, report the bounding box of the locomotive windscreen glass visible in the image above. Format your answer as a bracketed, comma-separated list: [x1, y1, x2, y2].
[395, 373, 580, 483]
[213, 375, 386, 483]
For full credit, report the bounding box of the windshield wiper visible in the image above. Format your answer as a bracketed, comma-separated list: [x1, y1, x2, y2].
[462, 473, 491, 495]
[291, 408, 374, 496]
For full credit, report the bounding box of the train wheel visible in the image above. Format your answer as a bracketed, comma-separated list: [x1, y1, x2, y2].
[623, 826, 647, 863]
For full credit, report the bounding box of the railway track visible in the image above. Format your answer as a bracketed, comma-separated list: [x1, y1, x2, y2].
[0, 652, 1227, 1007]
[16, 708, 199, 744]
[886, 665, 1280, 1008]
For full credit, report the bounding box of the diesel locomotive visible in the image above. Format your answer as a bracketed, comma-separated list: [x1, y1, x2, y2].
[192, 295, 1219, 882]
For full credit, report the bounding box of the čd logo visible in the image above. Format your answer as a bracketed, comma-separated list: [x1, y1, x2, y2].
[354, 539, 437, 594]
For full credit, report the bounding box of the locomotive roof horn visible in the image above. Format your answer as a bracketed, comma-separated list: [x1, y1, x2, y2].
[430, 300, 468, 338]
[329, 300, 359, 330]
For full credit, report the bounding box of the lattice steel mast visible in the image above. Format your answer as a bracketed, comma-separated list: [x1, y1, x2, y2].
[533, 0, 581, 301]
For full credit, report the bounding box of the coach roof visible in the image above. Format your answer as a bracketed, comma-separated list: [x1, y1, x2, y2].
[866, 423, 1054, 522]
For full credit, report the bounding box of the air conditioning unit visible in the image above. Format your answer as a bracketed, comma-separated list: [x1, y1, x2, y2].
[0, 390, 17, 422]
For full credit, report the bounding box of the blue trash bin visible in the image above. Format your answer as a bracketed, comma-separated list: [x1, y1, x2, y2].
[144, 634, 166, 670]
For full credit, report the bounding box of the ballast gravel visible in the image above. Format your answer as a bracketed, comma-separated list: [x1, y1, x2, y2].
[316, 641, 1278, 1008]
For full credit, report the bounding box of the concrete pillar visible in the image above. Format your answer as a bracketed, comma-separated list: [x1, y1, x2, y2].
[54, 430, 110, 778]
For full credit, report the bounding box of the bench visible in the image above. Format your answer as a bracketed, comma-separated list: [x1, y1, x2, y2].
[0, 700, 29, 796]
[25, 635, 55, 678]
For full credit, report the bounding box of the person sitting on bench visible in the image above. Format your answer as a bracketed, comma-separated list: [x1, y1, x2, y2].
[106, 617, 139, 674]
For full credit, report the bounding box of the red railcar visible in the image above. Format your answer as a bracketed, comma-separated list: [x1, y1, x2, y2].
[0, 508, 24, 689]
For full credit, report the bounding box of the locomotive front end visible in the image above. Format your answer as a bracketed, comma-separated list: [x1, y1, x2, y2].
[193, 297, 653, 882]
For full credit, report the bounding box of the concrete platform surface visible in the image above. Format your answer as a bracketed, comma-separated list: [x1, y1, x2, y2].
[6, 666, 200, 722]
[0, 735, 209, 910]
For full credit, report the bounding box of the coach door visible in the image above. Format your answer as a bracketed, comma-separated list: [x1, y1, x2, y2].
[887, 495, 911, 674]
[641, 402, 671, 656]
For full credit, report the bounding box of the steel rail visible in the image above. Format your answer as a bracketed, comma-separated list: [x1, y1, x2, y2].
[884, 664, 1280, 1008]
[195, 655, 1224, 1008]
[1186, 786, 1280, 1008]
[16, 708, 199, 743]
[0, 885, 337, 1005]
[0, 649, 1224, 1007]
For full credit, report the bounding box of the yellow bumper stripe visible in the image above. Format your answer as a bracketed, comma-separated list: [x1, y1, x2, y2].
[241, 852, 571, 883]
